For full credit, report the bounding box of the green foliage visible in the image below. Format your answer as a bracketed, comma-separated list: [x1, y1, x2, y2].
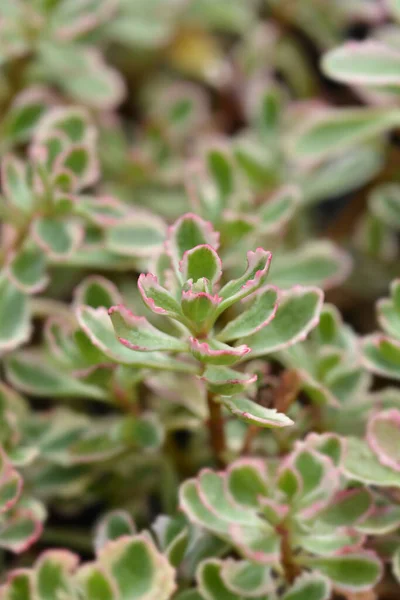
[1, 1, 400, 598]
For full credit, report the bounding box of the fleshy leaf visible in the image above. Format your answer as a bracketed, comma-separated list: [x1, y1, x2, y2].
[0, 510, 43, 554]
[377, 278, 400, 338]
[217, 286, 279, 342]
[4, 351, 106, 401]
[180, 245, 222, 285]
[367, 409, 400, 472]
[138, 273, 183, 319]
[315, 488, 372, 527]
[97, 533, 176, 599]
[0, 277, 31, 353]
[309, 552, 382, 592]
[189, 338, 251, 366]
[227, 460, 268, 508]
[181, 289, 221, 325]
[241, 287, 323, 357]
[201, 365, 257, 395]
[94, 510, 136, 552]
[322, 41, 400, 87]
[76, 565, 116, 600]
[217, 248, 272, 314]
[73, 276, 122, 310]
[362, 334, 400, 380]
[1, 155, 33, 213]
[221, 396, 293, 428]
[105, 213, 166, 258]
[197, 559, 241, 600]
[259, 185, 300, 234]
[33, 217, 82, 259]
[220, 559, 273, 597]
[283, 572, 331, 600]
[166, 213, 219, 277]
[0, 450, 22, 514]
[109, 305, 188, 352]
[35, 550, 78, 598]
[290, 108, 400, 161]
[7, 246, 48, 294]
[343, 437, 400, 487]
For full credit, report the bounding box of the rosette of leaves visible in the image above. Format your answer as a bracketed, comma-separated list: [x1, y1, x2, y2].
[78, 213, 325, 460]
[180, 432, 383, 596]
[0, 0, 124, 110]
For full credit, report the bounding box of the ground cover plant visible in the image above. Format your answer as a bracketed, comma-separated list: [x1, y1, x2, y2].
[3, 0, 400, 598]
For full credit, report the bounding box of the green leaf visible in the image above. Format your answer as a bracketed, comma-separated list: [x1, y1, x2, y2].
[2, 155, 33, 213]
[217, 286, 278, 342]
[392, 546, 400, 584]
[202, 365, 257, 395]
[270, 242, 350, 289]
[309, 552, 382, 592]
[36, 550, 78, 599]
[76, 565, 116, 600]
[138, 273, 183, 319]
[97, 533, 176, 599]
[94, 510, 136, 551]
[259, 185, 299, 234]
[241, 287, 323, 357]
[77, 306, 197, 372]
[0, 510, 42, 553]
[207, 148, 234, 206]
[367, 409, 400, 472]
[180, 245, 222, 285]
[322, 40, 400, 87]
[369, 183, 400, 229]
[221, 396, 293, 428]
[0, 571, 34, 600]
[0, 277, 31, 352]
[316, 488, 372, 527]
[220, 559, 273, 597]
[105, 213, 166, 258]
[362, 334, 400, 380]
[166, 213, 219, 277]
[0, 450, 22, 514]
[109, 305, 188, 352]
[73, 276, 122, 310]
[197, 559, 241, 600]
[7, 246, 48, 294]
[33, 217, 82, 258]
[343, 437, 400, 487]
[4, 351, 106, 401]
[2, 91, 49, 146]
[290, 108, 400, 161]
[189, 339, 250, 366]
[283, 572, 331, 600]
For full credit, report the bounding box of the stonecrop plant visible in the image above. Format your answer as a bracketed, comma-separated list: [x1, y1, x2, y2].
[3, 1, 400, 598]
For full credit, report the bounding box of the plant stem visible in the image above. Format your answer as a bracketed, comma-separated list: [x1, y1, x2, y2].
[277, 523, 301, 584]
[207, 391, 226, 466]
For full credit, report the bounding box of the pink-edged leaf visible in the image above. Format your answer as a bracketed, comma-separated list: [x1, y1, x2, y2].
[2, 86, 53, 147]
[6, 246, 48, 295]
[35, 549, 78, 597]
[229, 523, 281, 565]
[75, 564, 117, 600]
[0, 449, 22, 514]
[240, 286, 323, 357]
[221, 396, 294, 428]
[0, 510, 43, 554]
[50, 0, 118, 41]
[97, 533, 177, 600]
[77, 195, 127, 228]
[181, 288, 221, 326]
[201, 365, 257, 396]
[226, 459, 269, 508]
[73, 275, 122, 310]
[0, 570, 34, 599]
[179, 479, 230, 535]
[217, 249, 272, 313]
[34, 106, 96, 145]
[138, 273, 183, 319]
[189, 338, 250, 366]
[367, 409, 400, 472]
[217, 285, 279, 342]
[32, 217, 83, 259]
[196, 559, 244, 600]
[166, 213, 219, 278]
[0, 276, 32, 353]
[283, 571, 331, 600]
[220, 559, 274, 598]
[362, 333, 400, 380]
[180, 245, 222, 285]
[54, 143, 99, 190]
[94, 510, 136, 552]
[322, 40, 400, 87]
[109, 305, 188, 352]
